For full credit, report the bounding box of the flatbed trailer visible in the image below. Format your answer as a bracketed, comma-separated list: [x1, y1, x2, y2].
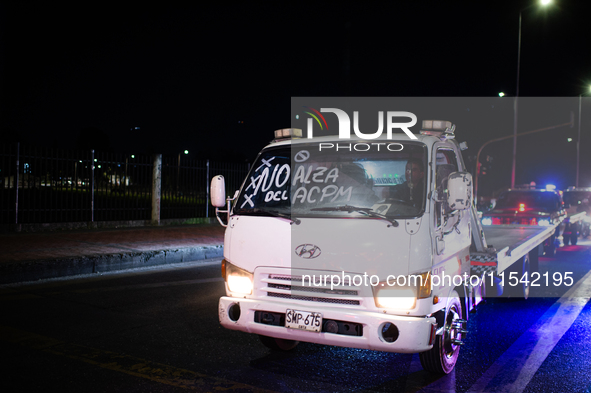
[469, 202, 557, 295]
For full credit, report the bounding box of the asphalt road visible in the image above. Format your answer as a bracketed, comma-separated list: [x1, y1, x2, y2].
[2, 242, 591, 392]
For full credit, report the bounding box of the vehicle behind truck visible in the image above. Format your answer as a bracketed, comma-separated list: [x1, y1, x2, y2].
[480, 189, 566, 256]
[210, 120, 555, 374]
[562, 187, 591, 244]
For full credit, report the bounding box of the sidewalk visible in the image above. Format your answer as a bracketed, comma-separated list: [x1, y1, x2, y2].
[0, 224, 226, 285]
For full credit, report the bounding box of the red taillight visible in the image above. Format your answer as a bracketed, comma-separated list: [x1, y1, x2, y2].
[492, 217, 501, 225]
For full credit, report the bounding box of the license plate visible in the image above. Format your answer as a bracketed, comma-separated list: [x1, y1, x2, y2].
[285, 309, 322, 332]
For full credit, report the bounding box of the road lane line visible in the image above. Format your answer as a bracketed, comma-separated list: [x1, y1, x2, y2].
[466, 269, 591, 393]
[0, 325, 274, 392]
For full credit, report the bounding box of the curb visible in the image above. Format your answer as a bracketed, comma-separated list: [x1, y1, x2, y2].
[0, 245, 223, 285]
[2, 218, 219, 233]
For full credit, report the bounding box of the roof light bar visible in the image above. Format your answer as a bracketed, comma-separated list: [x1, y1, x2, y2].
[420, 120, 456, 138]
[422, 120, 453, 131]
[274, 128, 302, 140]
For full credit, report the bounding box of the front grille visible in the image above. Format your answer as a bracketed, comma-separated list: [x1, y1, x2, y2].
[267, 283, 358, 296]
[262, 273, 362, 307]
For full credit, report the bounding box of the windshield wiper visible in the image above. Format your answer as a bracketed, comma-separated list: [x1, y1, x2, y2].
[310, 205, 398, 227]
[234, 208, 300, 225]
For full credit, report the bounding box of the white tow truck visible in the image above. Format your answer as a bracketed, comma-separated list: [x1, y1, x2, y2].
[210, 120, 556, 374]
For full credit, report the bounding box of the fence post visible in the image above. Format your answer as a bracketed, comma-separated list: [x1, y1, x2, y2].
[206, 159, 210, 218]
[15, 142, 20, 229]
[91, 149, 95, 223]
[152, 154, 162, 225]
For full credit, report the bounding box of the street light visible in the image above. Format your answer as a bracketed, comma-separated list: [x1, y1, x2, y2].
[576, 85, 591, 187]
[177, 150, 189, 193]
[475, 119, 573, 201]
[511, 0, 553, 188]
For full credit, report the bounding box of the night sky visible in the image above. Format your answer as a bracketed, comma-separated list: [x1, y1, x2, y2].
[2, 1, 590, 194]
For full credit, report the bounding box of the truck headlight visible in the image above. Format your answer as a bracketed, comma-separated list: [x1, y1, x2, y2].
[372, 272, 431, 310]
[223, 260, 253, 295]
[374, 287, 416, 309]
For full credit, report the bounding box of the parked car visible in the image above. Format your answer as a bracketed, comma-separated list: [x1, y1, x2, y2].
[481, 189, 566, 256]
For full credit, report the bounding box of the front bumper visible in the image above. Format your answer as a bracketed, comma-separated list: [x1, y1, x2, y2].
[219, 296, 436, 353]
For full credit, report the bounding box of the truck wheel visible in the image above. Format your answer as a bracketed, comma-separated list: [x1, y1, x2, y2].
[419, 291, 463, 374]
[258, 335, 299, 351]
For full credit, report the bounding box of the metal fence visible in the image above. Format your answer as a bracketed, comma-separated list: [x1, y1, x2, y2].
[160, 156, 250, 219]
[0, 143, 250, 227]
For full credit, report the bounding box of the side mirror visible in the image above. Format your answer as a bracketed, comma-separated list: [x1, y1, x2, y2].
[210, 175, 226, 207]
[447, 172, 472, 211]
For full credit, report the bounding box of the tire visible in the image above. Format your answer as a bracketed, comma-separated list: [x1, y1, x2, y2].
[419, 291, 463, 374]
[258, 335, 299, 351]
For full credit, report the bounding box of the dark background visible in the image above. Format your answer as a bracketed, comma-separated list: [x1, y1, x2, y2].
[2, 1, 590, 195]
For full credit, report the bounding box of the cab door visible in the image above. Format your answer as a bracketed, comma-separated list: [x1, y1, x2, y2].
[431, 144, 471, 273]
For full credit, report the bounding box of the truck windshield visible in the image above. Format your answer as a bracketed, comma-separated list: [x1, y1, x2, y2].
[495, 191, 561, 212]
[234, 143, 427, 219]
